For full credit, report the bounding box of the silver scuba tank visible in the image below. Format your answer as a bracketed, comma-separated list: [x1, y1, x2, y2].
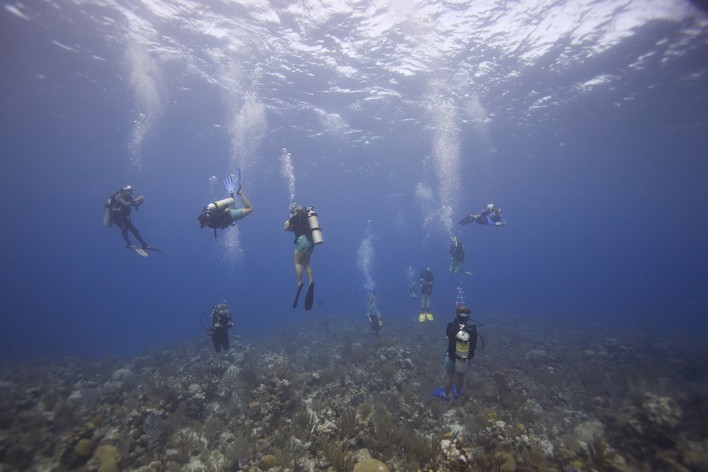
[454, 329, 470, 374]
[103, 198, 113, 227]
[103, 205, 112, 227]
[207, 197, 235, 212]
[306, 207, 324, 245]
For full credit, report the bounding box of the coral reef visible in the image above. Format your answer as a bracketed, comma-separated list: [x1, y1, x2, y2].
[0, 316, 706, 471]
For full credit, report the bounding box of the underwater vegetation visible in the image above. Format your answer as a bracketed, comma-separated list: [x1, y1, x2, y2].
[0, 316, 706, 471]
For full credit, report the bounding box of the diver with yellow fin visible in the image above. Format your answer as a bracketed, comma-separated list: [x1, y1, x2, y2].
[418, 267, 434, 322]
[198, 169, 254, 239]
[285, 203, 323, 310]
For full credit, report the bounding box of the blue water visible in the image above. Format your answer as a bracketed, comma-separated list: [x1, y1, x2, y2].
[1, 1, 706, 360]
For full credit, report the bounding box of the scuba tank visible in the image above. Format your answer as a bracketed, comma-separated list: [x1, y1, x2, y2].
[306, 206, 324, 245]
[102, 198, 113, 227]
[454, 329, 470, 374]
[207, 197, 235, 213]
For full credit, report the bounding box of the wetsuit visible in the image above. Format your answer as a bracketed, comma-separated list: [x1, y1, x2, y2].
[211, 307, 233, 352]
[288, 210, 313, 253]
[419, 269, 434, 296]
[109, 191, 148, 248]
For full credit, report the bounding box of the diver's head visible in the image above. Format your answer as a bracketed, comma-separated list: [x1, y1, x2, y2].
[216, 303, 228, 313]
[452, 236, 458, 246]
[289, 202, 302, 215]
[456, 304, 471, 322]
[486, 203, 494, 211]
[122, 185, 134, 195]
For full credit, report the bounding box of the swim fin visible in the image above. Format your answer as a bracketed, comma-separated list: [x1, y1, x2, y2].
[431, 387, 450, 401]
[418, 312, 425, 323]
[224, 174, 234, 194]
[234, 168, 241, 193]
[144, 246, 168, 256]
[458, 214, 475, 225]
[129, 246, 148, 257]
[292, 284, 304, 308]
[452, 384, 464, 399]
[304, 283, 315, 310]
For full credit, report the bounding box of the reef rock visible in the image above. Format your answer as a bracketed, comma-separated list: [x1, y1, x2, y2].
[353, 457, 390, 472]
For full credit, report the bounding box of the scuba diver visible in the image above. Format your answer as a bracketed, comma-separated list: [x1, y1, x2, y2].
[406, 266, 417, 299]
[459, 203, 506, 226]
[364, 284, 383, 335]
[448, 236, 471, 275]
[285, 203, 323, 310]
[209, 303, 234, 353]
[104, 185, 166, 257]
[418, 267, 434, 322]
[198, 170, 253, 239]
[441, 305, 479, 400]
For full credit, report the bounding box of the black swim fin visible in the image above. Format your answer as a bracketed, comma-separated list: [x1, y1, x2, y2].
[145, 246, 168, 256]
[458, 215, 474, 225]
[304, 283, 315, 310]
[292, 284, 304, 308]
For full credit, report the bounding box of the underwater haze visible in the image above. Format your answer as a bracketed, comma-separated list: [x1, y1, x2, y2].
[2, 2, 708, 471]
[1, 0, 707, 360]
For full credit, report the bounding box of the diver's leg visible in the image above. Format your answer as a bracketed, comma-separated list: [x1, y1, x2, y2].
[212, 334, 221, 352]
[294, 251, 304, 286]
[444, 357, 454, 398]
[238, 190, 253, 217]
[302, 251, 314, 284]
[456, 373, 465, 395]
[121, 229, 132, 247]
[126, 221, 148, 248]
[114, 219, 132, 246]
[221, 330, 230, 351]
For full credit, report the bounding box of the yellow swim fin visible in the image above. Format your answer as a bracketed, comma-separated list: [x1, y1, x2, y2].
[418, 312, 426, 322]
[426, 312, 434, 321]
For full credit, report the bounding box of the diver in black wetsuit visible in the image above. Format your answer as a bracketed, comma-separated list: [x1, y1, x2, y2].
[365, 287, 383, 335]
[443, 305, 478, 400]
[105, 186, 149, 249]
[418, 267, 434, 322]
[449, 236, 466, 274]
[210, 303, 233, 353]
[459, 204, 506, 226]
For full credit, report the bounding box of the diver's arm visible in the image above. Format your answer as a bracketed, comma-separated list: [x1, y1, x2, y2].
[113, 193, 132, 208]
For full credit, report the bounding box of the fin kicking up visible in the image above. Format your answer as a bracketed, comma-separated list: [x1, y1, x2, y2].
[224, 168, 242, 195]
